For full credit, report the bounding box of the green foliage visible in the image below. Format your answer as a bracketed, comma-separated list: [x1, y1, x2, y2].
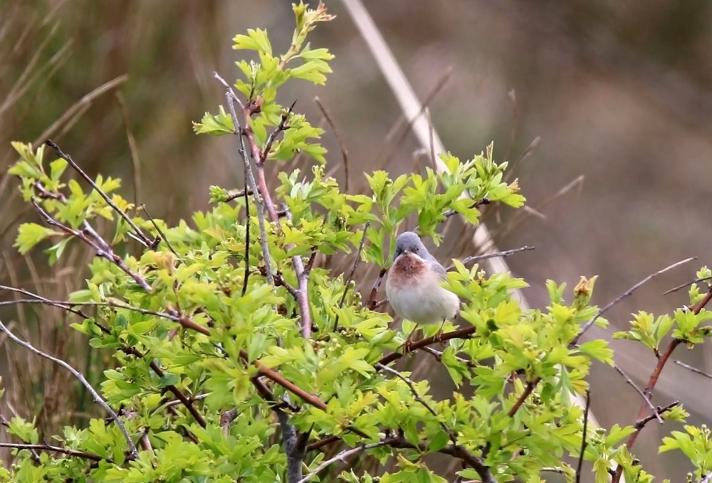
[2, 2, 712, 482]
[660, 425, 712, 478]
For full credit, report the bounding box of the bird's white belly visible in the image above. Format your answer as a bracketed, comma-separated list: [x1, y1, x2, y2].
[386, 274, 459, 324]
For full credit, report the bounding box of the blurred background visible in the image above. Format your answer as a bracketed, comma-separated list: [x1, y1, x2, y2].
[1, 0, 711, 480]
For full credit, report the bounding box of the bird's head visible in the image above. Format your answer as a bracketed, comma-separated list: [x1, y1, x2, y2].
[394, 231, 429, 261]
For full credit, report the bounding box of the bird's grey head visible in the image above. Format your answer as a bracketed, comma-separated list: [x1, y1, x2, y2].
[394, 231, 430, 260]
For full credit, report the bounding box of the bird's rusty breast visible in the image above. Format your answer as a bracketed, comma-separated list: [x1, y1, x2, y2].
[388, 253, 427, 286]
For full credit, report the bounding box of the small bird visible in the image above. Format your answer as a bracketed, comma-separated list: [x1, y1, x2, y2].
[385, 231, 460, 327]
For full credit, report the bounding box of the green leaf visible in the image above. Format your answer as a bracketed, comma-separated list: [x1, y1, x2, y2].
[15, 223, 60, 254]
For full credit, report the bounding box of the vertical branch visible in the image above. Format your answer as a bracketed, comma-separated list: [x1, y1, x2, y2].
[222, 87, 274, 286]
[575, 391, 590, 483]
[277, 409, 306, 483]
[241, 159, 251, 296]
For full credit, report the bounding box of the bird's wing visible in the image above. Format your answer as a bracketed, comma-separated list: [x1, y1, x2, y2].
[430, 260, 448, 280]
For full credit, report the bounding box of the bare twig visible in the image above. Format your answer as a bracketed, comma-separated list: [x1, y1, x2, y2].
[663, 275, 712, 295]
[334, 223, 369, 329]
[575, 391, 590, 483]
[242, 163, 251, 296]
[116, 92, 141, 205]
[447, 245, 535, 271]
[574, 256, 696, 344]
[633, 401, 680, 430]
[0, 442, 101, 461]
[298, 439, 393, 483]
[45, 139, 154, 248]
[367, 268, 387, 310]
[315, 96, 350, 191]
[613, 364, 662, 423]
[673, 359, 712, 379]
[140, 204, 179, 257]
[0, 320, 138, 459]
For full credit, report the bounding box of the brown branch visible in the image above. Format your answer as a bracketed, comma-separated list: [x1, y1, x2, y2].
[377, 326, 476, 367]
[222, 85, 275, 286]
[663, 275, 712, 295]
[507, 379, 539, 417]
[633, 401, 680, 430]
[612, 288, 712, 483]
[246, 353, 326, 410]
[0, 442, 102, 462]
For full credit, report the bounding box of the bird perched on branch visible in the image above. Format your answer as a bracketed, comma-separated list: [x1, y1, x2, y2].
[386, 232, 460, 327]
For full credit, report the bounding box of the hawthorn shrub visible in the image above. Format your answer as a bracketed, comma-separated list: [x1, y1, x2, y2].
[2, 3, 712, 482]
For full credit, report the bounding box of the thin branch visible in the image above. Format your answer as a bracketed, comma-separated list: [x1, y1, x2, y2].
[613, 363, 662, 423]
[377, 364, 456, 442]
[45, 139, 154, 248]
[633, 401, 680, 430]
[241, 169, 251, 296]
[221, 85, 274, 286]
[140, 204, 179, 257]
[574, 256, 696, 344]
[298, 439, 393, 483]
[335, 223, 369, 330]
[377, 325, 476, 367]
[0, 320, 138, 459]
[0, 442, 101, 461]
[663, 275, 712, 295]
[447, 245, 535, 271]
[315, 96, 350, 192]
[575, 391, 590, 483]
[367, 268, 387, 310]
[31, 198, 152, 291]
[673, 359, 712, 379]
[260, 100, 296, 166]
[116, 92, 141, 205]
